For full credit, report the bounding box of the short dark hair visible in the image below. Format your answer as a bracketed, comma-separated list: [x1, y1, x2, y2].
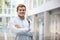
[17, 4, 26, 11]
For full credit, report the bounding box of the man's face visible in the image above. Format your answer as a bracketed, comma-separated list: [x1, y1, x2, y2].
[17, 7, 26, 17]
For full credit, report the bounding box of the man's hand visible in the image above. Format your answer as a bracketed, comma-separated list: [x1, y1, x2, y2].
[15, 25, 21, 28]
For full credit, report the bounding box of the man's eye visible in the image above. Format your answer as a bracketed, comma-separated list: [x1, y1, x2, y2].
[23, 9, 25, 11]
[23, 10, 25, 11]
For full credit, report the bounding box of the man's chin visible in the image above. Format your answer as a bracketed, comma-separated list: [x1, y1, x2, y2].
[20, 15, 24, 17]
[18, 15, 24, 17]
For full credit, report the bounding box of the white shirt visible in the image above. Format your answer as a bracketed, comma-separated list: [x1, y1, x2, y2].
[9, 16, 34, 34]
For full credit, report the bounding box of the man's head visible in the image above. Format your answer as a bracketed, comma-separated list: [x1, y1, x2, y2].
[17, 4, 26, 17]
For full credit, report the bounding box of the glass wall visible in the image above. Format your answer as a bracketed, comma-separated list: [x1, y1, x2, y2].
[28, 13, 44, 40]
[34, 13, 44, 40]
[50, 8, 60, 40]
[0, 0, 2, 14]
[0, 0, 16, 32]
[0, 17, 2, 28]
[33, 0, 37, 8]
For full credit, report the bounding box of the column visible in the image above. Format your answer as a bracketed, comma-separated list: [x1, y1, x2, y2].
[44, 11, 50, 40]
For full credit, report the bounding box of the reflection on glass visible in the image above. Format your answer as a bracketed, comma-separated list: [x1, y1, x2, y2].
[33, 13, 44, 40]
[5, 8, 11, 14]
[40, 0, 44, 5]
[39, 18, 44, 40]
[33, 0, 37, 8]
[8, 8, 10, 14]
[0, 0, 2, 14]
[12, 8, 15, 14]
[0, 0, 2, 8]
[0, 8, 2, 14]
[38, 0, 44, 6]
[46, 0, 51, 2]
[28, 0, 32, 10]
[4, 0, 11, 8]
[6, 17, 10, 28]
[38, 0, 40, 6]
[0, 17, 2, 28]
[4, 9, 6, 14]
[4, 8, 15, 14]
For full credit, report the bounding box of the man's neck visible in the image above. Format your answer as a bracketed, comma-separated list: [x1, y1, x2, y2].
[18, 15, 25, 20]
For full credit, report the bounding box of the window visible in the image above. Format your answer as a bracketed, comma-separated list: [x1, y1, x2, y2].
[33, 0, 37, 8]
[6, 17, 10, 28]
[0, 0, 2, 8]
[0, 0, 2, 14]
[46, 0, 51, 2]
[29, 0, 32, 10]
[0, 8, 2, 14]
[38, 0, 40, 6]
[40, 0, 44, 5]
[8, 8, 10, 14]
[38, 0, 44, 6]
[0, 0, 16, 32]
[0, 17, 2, 28]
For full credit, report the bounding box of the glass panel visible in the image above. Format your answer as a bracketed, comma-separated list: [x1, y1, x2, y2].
[4, 0, 16, 14]
[35, 13, 44, 40]
[4, 8, 6, 14]
[38, 0, 44, 6]
[4, 8, 15, 14]
[4, 8, 11, 14]
[4, 0, 11, 14]
[33, 0, 37, 8]
[8, 8, 10, 14]
[50, 14, 60, 40]
[12, 5, 15, 8]
[4, 0, 11, 8]
[29, 0, 32, 10]
[46, 0, 51, 2]
[50, 8, 60, 40]
[39, 19, 44, 40]
[38, 0, 40, 6]
[0, 8, 2, 14]
[0, 0, 2, 14]
[6, 17, 10, 28]
[40, 0, 44, 5]
[0, 17, 2, 28]
[0, 0, 2, 8]
[12, 8, 15, 14]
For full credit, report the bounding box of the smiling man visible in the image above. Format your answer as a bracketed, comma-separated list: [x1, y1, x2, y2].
[10, 4, 34, 40]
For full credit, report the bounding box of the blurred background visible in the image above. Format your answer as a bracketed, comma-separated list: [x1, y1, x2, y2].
[0, 0, 60, 40]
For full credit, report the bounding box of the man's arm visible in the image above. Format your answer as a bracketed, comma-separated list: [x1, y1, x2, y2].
[15, 24, 21, 28]
[10, 22, 30, 34]
[9, 20, 29, 34]
[15, 24, 30, 32]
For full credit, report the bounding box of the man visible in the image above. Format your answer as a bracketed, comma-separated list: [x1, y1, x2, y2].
[10, 4, 34, 40]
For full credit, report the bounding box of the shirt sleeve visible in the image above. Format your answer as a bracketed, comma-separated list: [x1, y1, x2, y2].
[9, 18, 28, 34]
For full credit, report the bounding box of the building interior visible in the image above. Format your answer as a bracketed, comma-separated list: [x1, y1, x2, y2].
[0, 0, 60, 40]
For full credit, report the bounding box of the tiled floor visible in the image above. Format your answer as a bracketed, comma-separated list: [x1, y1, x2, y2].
[0, 33, 60, 40]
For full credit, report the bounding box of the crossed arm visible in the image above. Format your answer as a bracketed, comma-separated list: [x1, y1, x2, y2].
[15, 24, 30, 31]
[15, 24, 34, 36]
[10, 19, 34, 34]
